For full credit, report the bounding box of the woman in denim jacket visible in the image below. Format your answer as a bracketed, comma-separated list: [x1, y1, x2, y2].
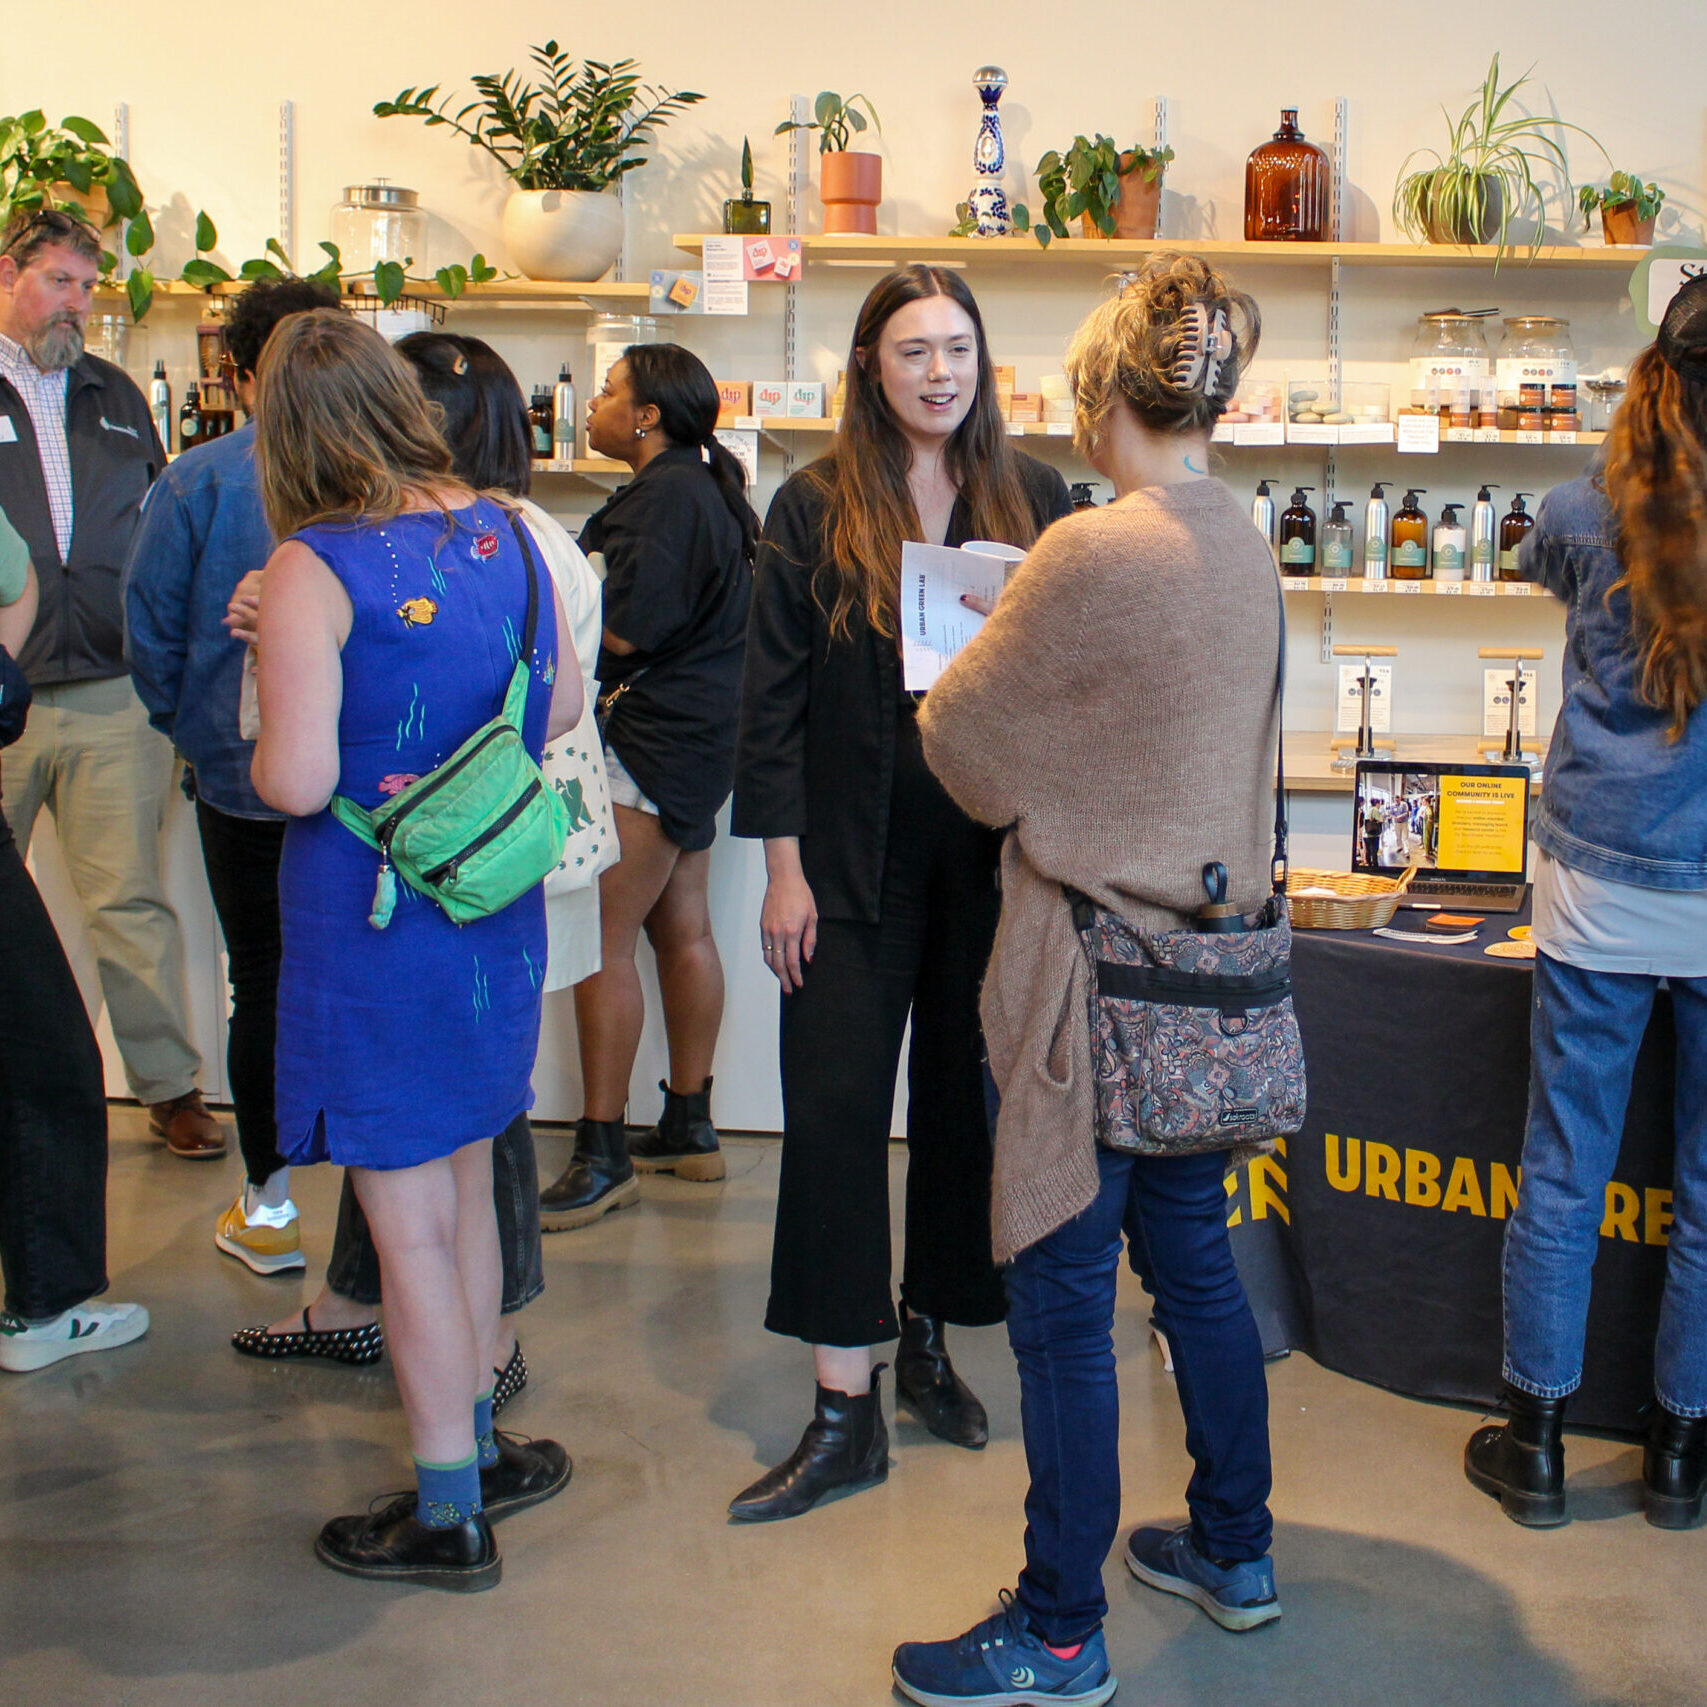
[1466, 277, 1707, 1532]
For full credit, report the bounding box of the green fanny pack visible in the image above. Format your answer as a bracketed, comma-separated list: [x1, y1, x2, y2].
[331, 512, 568, 930]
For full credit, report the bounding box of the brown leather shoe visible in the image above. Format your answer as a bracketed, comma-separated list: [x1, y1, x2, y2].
[147, 1089, 227, 1159]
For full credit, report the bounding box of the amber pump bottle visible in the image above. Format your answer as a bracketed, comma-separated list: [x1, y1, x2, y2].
[1391, 489, 1430, 579]
[1498, 491, 1536, 581]
[1278, 486, 1318, 573]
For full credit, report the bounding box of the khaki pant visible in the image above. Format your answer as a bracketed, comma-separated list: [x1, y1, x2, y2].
[1, 676, 201, 1104]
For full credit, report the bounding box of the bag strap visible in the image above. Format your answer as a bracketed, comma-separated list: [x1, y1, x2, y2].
[1271, 569, 1289, 895]
[504, 511, 544, 724]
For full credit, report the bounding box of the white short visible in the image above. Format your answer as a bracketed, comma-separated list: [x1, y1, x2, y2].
[603, 745, 660, 817]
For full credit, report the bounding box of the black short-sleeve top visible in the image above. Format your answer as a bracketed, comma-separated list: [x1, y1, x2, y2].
[733, 452, 1072, 922]
[580, 446, 752, 852]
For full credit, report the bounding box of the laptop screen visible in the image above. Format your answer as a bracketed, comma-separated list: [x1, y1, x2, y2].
[1351, 761, 1532, 882]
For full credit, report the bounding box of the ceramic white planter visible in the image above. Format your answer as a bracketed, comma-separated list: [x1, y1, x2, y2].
[502, 189, 625, 282]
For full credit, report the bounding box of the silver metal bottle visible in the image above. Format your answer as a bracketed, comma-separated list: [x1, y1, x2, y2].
[1252, 478, 1278, 564]
[1363, 481, 1391, 580]
[1470, 483, 1499, 582]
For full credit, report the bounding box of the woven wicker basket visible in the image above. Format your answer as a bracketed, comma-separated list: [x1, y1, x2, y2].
[1286, 866, 1413, 930]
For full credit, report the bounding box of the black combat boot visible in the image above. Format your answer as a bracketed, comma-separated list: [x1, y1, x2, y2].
[628, 1076, 726, 1181]
[1464, 1381, 1568, 1526]
[728, 1367, 890, 1522]
[1643, 1405, 1707, 1530]
[539, 1116, 638, 1232]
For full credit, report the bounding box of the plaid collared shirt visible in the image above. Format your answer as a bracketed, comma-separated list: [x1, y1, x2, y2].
[0, 331, 73, 560]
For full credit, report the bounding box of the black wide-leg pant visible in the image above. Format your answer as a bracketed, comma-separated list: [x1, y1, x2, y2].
[765, 709, 1009, 1347]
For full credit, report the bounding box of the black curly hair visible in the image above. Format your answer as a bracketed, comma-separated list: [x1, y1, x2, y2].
[223, 276, 344, 381]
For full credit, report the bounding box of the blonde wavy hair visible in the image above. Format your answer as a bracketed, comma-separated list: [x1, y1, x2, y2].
[254, 309, 468, 539]
[1065, 253, 1260, 460]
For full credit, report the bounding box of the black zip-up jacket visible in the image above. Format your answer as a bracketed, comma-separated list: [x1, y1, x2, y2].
[0, 351, 165, 686]
[733, 453, 1071, 922]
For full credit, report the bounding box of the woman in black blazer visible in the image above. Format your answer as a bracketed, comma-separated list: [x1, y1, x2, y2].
[731, 265, 1071, 1521]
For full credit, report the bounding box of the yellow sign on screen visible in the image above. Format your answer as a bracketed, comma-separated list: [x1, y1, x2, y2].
[1437, 774, 1526, 872]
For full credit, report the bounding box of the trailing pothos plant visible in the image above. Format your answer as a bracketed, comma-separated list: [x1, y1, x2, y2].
[1578, 170, 1665, 224]
[1029, 137, 1173, 247]
[0, 110, 144, 244]
[376, 42, 704, 191]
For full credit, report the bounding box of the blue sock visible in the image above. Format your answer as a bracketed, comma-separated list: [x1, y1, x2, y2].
[415, 1453, 482, 1528]
[475, 1388, 498, 1468]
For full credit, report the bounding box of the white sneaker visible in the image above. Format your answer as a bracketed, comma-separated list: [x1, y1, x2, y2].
[0, 1301, 150, 1372]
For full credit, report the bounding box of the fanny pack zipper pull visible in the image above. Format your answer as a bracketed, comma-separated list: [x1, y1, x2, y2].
[368, 853, 397, 931]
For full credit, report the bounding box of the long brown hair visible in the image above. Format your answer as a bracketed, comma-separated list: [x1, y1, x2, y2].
[254, 309, 469, 539]
[1603, 342, 1707, 741]
[809, 265, 1040, 640]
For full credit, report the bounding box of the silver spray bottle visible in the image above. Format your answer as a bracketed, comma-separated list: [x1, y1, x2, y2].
[1470, 483, 1499, 582]
[1252, 477, 1278, 564]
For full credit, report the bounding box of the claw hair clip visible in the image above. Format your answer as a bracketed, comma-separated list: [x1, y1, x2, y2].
[1171, 302, 1234, 397]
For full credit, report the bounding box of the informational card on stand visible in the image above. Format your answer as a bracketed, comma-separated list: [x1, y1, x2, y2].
[900, 539, 1025, 691]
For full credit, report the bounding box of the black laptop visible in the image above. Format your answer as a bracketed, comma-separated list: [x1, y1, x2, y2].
[1351, 759, 1532, 913]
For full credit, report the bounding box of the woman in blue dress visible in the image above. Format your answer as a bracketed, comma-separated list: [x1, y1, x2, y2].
[250, 310, 582, 1590]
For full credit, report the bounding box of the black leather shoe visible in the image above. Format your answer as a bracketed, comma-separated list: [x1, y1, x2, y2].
[729, 1368, 889, 1522]
[492, 1340, 528, 1417]
[629, 1077, 726, 1181]
[895, 1314, 989, 1450]
[480, 1431, 572, 1521]
[1465, 1382, 1568, 1526]
[540, 1116, 639, 1231]
[1644, 1405, 1707, 1530]
[315, 1493, 501, 1590]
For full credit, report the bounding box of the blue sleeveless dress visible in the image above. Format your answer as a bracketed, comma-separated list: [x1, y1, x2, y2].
[273, 500, 556, 1170]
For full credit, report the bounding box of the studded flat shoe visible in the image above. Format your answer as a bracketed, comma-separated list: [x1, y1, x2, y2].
[231, 1307, 384, 1368]
[492, 1339, 528, 1417]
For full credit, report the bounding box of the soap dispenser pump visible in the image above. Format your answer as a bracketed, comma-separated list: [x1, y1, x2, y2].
[1391, 488, 1430, 579]
[1498, 491, 1536, 581]
[1470, 484, 1500, 580]
[1433, 503, 1468, 581]
[1322, 499, 1354, 573]
[1279, 486, 1318, 573]
[1364, 481, 1392, 579]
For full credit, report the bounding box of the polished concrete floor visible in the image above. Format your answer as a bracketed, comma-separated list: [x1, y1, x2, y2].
[2, 1109, 1704, 1707]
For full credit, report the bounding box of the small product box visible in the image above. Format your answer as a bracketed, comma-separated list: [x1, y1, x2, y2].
[787, 381, 826, 418]
[743, 237, 777, 275]
[771, 247, 800, 281]
[753, 381, 789, 418]
[1007, 393, 1041, 424]
[716, 381, 752, 426]
[667, 275, 700, 310]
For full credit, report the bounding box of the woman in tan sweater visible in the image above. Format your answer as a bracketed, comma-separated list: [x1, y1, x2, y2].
[895, 256, 1283, 1707]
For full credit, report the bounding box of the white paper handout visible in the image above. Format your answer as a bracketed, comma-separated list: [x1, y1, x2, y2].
[900, 540, 1026, 692]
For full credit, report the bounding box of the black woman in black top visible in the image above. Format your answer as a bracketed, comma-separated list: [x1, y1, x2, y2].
[730, 265, 1071, 1521]
[539, 345, 755, 1228]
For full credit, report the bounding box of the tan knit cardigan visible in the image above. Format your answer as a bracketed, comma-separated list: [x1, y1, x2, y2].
[919, 479, 1282, 1261]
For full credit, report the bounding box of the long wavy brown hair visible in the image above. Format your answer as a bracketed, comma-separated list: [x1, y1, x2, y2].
[1603, 342, 1707, 741]
[808, 265, 1041, 640]
[255, 309, 469, 539]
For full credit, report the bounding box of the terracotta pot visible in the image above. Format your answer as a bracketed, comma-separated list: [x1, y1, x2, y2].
[501, 188, 624, 282]
[820, 151, 882, 236]
[53, 183, 112, 231]
[1600, 203, 1656, 247]
[1079, 158, 1164, 239]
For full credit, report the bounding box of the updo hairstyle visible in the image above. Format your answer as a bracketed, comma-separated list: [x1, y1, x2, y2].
[1065, 253, 1260, 457]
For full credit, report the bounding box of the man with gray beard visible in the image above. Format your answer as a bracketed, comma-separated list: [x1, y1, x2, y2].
[0, 209, 222, 1159]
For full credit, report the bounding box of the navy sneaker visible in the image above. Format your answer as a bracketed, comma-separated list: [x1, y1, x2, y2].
[1124, 1523, 1280, 1632]
[892, 1590, 1117, 1707]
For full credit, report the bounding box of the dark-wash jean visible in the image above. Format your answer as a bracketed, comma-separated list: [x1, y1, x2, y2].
[1007, 1144, 1273, 1646]
[324, 1111, 544, 1315]
[0, 805, 110, 1319]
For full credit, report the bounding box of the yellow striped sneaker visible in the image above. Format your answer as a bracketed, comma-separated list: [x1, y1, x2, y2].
[215, 1193, 306, 1275]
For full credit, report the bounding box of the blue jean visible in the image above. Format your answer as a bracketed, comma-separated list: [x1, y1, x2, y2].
[1007, 1145, 1273, 1645]
[1503, 951, 1707, 1414]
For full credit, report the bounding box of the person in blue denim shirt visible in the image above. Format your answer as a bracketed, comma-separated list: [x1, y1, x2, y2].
[124, 276, 341, 1272]
[1466, 276, 1707, 1532]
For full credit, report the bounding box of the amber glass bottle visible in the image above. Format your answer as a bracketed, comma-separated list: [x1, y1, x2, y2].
[1245, 110, 1330, 241]
[1391, 489, 1430, 580]
[1497, 492, 1536, 582]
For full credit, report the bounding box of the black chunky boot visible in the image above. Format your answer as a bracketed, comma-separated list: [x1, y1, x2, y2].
[628, 1077, 726, 1181]
[1465, 1381, 1568, 1527]
[895, 1314, 988, 1449]
[1643, 1405, 1707, 1530]
[539, 1117, 638, 1232]
[315, 1494, 500, 1591]
[728, 1367, 889, 1522]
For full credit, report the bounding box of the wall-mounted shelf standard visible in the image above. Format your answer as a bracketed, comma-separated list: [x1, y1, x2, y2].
[97, 277, 651, 310]
[674, 233, 1640, 273]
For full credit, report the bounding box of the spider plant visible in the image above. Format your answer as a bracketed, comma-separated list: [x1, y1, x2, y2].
[1393, 54, 1604, 260]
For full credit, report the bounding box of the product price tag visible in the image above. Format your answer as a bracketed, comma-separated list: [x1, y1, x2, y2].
[1287, 423, 1338, 445]
[1321, 577, 1350, 593]
[1465, 583, 1497, 597]
[1233, 422, 1286, 446]
[1497, 581, 1535, 597]
[1210, 423, 1235, 442]
[1550, 432, 1578, 446]
[1436, 581, 1463, 594]
[1483, 665, 1538, 738]
[1515, 430, 1547, 445]
[1474, 426, 1504, 444]
[1394, 581, 1423, 594]
[1006, 424, 1025, 437]
[1444, 427, 1474, 443]
[1363, 580, 1392, 593]
[1336, 662, 1393, 734]
[1046, 422, 1073, 436]
[1396, 414, 1441, 454]
[1337, 422, 1396, 445]
[1280, 577, 1312, 592]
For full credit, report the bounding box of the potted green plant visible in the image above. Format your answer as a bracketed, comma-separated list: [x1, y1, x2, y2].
[377, 42, 703, 281]
[0, 111, 144, 241]
[776, 92, 882, 235]
[1393, 55, 1603, 259]
[1578, 171, 1664, 247]
[1029, 136, 1174, 248]
[722, 138, 771, 235]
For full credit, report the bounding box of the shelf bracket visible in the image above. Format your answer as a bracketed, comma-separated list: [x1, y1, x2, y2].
[1320, 592, 1334, 665]
[1151, 97, 1168, 239]
[112, 103, 130, 281]
[783, 94, 809, 481]
[278, 101, 295, 265]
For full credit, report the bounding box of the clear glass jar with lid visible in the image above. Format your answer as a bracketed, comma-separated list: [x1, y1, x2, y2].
[329, 180, 428, 274]
[1409, 312, 1492, 416]
[1495, 316, 1577, 419]
[584, 314, 660, 455]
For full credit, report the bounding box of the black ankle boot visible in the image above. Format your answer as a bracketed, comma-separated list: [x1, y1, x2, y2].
[629, 1077, 726, 1181]
[1465, 1381, 1568, 1526]
[539, 1117, 638, 1231]
[895, 1314, 988, 1450]
[728, 1368, 889, 1522]
[1643, 1405, 1707, 1530]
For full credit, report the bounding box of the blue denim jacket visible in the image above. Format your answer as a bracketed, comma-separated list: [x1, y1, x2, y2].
[1521, 475, 1707, 889]
[123, 422, 279, 819]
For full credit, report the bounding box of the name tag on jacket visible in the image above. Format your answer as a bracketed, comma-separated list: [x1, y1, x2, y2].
[0, 416, 17, 443]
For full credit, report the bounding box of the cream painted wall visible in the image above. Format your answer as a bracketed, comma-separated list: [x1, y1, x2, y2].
[8, 3, 1704, 1127]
